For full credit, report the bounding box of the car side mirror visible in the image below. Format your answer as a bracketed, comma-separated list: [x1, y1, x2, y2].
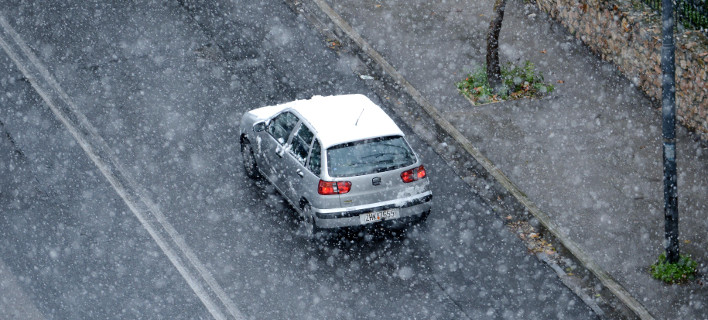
[253, 122, 266, 133]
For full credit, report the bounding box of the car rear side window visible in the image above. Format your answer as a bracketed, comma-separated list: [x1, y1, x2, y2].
[308, 139, 321, 175]
[267, 111, 299, 144]
[327, 136, 416, 177]
[290, 123, 314, 165]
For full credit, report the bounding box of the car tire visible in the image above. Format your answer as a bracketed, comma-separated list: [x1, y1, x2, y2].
[241, 140, 260, 179]
[419, 210, 431, 222]
[414, 210, 431, 230]
[302, 204, 321, 239]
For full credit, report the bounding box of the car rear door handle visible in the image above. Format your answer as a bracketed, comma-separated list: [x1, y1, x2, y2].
[275, 147, 284, 158]
[296, 169, 304, 177]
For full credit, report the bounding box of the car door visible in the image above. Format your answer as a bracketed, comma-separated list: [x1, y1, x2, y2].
[281, 121, 315, 204]
[262, 111, 299, 188]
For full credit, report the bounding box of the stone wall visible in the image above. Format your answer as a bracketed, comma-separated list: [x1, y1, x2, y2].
[534, 0, 708, 141]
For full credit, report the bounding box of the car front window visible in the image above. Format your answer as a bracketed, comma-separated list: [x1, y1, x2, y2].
[290, 123, 314, 165]
[267, 111, 299, 144]
[327, 136, 416, 177]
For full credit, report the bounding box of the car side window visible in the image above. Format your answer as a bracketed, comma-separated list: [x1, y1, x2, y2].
[290, 123, 314, 165]
[267, 111, 299, 144]
[307, 139, 321, 175]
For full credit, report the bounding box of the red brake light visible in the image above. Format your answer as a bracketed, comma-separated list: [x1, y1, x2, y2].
[318, 180, 352, 195]
[337, 181, 352, 194]
[417, 165, 426, 179]
[318, 180, 335, 195]
[401, 165, 427, 183]
[401, 170, 414, 183]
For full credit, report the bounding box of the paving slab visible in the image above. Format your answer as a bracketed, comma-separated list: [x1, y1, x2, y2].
[317, 0, 708, 319]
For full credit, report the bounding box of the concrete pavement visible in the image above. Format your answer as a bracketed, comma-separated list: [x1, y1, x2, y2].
[297, 0, 707, 319]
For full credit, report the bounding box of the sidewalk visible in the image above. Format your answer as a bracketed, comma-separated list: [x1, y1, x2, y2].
[310, 0, 707, 319]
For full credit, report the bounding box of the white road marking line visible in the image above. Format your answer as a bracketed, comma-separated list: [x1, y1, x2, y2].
[0, 14, 245, 320]
[0, 258, 46, 320]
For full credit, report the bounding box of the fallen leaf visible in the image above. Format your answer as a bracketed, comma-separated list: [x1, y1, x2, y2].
[541, 49, 547, 54]
[557, 80, 564, 84]
[375, 4, 382, 8]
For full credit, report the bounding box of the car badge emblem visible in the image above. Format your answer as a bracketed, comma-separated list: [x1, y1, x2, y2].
[372, 177, 382, 186]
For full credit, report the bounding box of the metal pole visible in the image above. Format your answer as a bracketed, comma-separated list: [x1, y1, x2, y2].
[661, 0, 679, 264]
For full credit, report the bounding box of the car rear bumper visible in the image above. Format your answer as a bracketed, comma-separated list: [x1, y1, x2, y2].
[312, 192, 433, 229]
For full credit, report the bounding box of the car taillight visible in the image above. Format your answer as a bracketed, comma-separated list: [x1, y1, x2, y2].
[318, 180, 352, 195]
[401, 165, 427, 183]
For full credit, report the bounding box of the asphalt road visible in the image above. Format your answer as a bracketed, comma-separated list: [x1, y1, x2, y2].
[0, 1, 597, 319]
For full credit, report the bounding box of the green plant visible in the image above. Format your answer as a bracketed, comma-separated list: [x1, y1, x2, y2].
[456, 61, 554, 105]
[650, 253, 698, 284]
[456, 65, 495, 104]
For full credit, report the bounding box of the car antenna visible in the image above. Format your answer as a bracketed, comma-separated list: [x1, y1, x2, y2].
[355, 107, 365, 126]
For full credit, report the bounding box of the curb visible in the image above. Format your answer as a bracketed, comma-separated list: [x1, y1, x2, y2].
[304, 0, 655, 319]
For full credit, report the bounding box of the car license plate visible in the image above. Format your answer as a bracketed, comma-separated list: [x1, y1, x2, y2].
[360, 208, 399, 225]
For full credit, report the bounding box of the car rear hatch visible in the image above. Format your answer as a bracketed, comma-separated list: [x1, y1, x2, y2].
[337, 166, 429, 209]
[325, 135, 429, 209]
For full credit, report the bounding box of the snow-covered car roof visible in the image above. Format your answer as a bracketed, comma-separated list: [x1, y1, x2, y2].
[259, 94, 405, 149]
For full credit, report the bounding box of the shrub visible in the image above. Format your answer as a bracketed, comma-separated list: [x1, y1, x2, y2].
[650, 253, 698, 284]
[456, 61, 554, 105]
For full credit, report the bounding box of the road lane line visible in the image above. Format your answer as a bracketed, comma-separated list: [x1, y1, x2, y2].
[0, 14, 244, 320]
[0, 258, 46, 320]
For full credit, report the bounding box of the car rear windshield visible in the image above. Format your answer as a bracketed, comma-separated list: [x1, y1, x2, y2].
[327, 136, 417, 177]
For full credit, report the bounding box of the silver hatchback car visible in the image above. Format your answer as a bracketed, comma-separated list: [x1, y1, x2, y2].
[239, 94, 432, 236]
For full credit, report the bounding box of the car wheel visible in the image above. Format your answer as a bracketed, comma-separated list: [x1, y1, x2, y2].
[419, 210, 431, 222]
[241, 140, 260, 179]
[302, 204, 321, 239]
[413, 210, 431, 231]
